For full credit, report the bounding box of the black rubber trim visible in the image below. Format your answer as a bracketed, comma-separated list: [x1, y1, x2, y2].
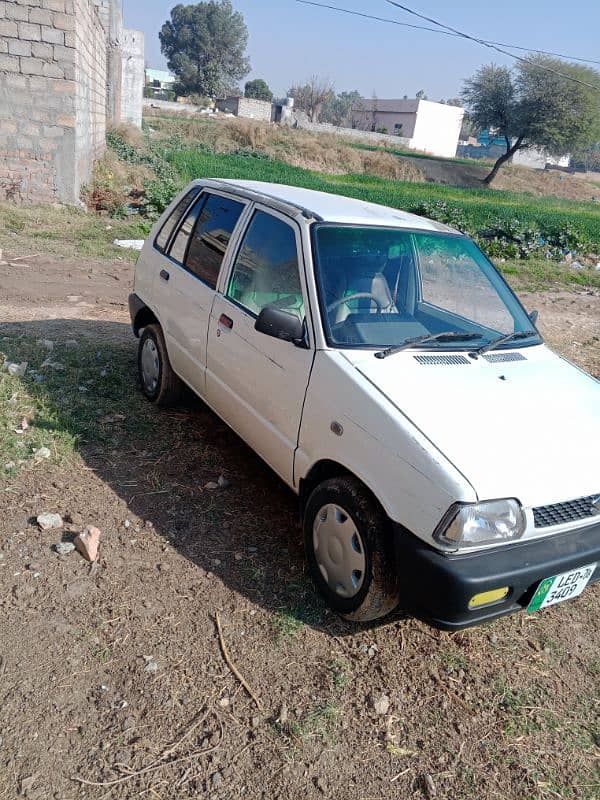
[393, 521, 600, 630]
[128, 293, 145, 335]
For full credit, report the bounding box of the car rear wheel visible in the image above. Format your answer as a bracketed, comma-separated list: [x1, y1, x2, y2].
[137, 323, 182, 406]
[304, 476, 400, 621]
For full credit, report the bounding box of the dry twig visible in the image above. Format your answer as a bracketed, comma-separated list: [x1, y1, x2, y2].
[215, 612, 263, 712]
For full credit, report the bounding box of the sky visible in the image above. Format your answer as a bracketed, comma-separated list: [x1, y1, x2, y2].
[123, 0, 599, 100]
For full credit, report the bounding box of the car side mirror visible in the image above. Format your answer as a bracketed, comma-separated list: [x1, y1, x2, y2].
[255, 306, 307, 347]
[529, 310, 539, 326]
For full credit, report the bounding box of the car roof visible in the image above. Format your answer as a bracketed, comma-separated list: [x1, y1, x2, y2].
[197, 179, 457, 233]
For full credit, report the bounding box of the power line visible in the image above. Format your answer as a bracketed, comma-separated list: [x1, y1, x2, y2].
[384, 0, 600, 92]
[294, 1, 600, 70]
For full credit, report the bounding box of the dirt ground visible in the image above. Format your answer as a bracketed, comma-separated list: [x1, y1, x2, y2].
[0, 252, 598, 800]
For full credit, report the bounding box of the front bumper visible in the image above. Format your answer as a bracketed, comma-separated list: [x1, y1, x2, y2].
[393, 521, 600, 630]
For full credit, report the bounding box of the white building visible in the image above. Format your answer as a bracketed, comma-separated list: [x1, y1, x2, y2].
[351, 98, 465, 159]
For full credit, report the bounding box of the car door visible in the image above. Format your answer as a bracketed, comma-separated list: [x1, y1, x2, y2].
[158, 190, 249, 396]
[206, 206, 314, 486]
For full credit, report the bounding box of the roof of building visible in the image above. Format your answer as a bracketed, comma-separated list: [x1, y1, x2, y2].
[145, 68, 175, 84]
[352, 98, 464, 114]
[200, 179, 454, 232]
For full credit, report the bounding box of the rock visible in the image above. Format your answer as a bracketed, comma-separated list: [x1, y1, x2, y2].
[67, 511, 83, 526]
[123, 519, 131, 529]
[218, 695, 230, 708]
[37, 513, 63, 531]
[204, 481, 219, 490]
[210, 771, 223, 790]
[372, 693, 390, 715]
[424, 773, 437, 798]
[33, 447, 51, 460]
[595, 263, 600, 272]
[144, 660, 158, 673]
[571, 260, 584, 269]
[36, 339, 54, 350]
[217, 475, 230, 489]
[64, 339, 78, 348]
[41, 358, 64, 370]
[122, 716, 136, 731]
[278, 701, 288, 725]
[4, 462, 16, 471]
[74, 525, 100, 562]
[54, 541, 75, 556]
[6, 362, 27, 377]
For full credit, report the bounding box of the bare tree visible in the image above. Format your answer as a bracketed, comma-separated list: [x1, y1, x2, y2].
[288, 75, 335, 123]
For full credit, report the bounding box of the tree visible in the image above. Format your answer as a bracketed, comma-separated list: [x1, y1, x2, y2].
[159, 1, 250, 98]
[288, 76, 335, 122]
[415, 89, 428, 100]
[244, 78, 273, 102]
[462, 57, 600, 184]
[320, 89, 362, 126]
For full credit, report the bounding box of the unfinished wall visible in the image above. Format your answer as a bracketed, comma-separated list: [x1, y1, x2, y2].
[121, 28, 144, 127]
[0, 0, 106, 204]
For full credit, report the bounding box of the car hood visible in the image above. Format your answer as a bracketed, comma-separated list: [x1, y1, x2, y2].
[350, 345, 600, 508]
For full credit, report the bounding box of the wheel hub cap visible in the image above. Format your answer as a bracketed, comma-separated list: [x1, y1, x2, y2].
[313, 503, 365, 598]
[141, 338, 160, 392]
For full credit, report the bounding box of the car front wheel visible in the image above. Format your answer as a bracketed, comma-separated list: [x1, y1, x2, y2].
[304, 476, 400, 621]
[137, 323, 182, 406]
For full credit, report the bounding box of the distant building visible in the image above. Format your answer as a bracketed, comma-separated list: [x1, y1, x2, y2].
[456, 130, 571, 170]
[215, 96, 273, 122]
[145, 68, 177, 97]
[350, 98, 464, 158]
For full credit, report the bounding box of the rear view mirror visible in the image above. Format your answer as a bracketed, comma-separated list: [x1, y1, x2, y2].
[255, 306, 306, 346]
[529, 310, 539, 326]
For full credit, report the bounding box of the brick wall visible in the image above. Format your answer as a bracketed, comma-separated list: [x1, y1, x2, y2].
[0, 0, 106, 204]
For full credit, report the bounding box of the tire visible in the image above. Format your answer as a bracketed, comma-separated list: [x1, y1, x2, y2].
[304, 476, 400, 621]
[137, 323, 183, 406]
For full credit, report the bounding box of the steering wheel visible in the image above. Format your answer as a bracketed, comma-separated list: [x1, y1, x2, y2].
[326, 292, 384, 313]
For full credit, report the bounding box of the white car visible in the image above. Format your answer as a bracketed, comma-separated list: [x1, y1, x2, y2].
[129, 179, 600, 629]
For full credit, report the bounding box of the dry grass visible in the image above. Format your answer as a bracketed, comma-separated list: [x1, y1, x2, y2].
[492, 164, 600, 201]
[144, 114, 425, 183]
[82, 150, 154, 214]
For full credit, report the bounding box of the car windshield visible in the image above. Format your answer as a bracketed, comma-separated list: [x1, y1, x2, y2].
[312, 225, 541, 350]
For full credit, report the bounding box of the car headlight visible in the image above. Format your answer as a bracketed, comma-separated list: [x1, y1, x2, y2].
[434, 499, 526, 550]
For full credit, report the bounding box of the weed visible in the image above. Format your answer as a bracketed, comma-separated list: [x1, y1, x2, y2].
[271, 608, 304, 642]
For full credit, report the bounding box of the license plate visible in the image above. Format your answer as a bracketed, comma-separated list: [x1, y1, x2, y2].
[527, 563, 596, 612]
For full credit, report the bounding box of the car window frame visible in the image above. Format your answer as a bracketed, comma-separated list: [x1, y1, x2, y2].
[220, 203, 314, 347]
[163, 189, 251, 289]
[153, 187, 201, 254]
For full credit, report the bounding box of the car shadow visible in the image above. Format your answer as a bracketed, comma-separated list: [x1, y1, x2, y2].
[0, 317, 410, 636]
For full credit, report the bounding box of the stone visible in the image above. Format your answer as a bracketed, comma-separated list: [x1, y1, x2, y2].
[144, 659, 158, 673]
[36, 339, 54, 350]
[204, 481, 219, 490]
[37, 512, 63, 531]
[33, 447, 51, 460]
[372, 693, 390, 715]
[217, 475, 231, 489]
[74, 525, 100, 562]
[6, 362, 27, 377]
[54, 541, 75, 556]
[424, 773, 437, 798]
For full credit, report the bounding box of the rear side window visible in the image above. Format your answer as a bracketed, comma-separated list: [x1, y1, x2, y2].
[169, 196, 203, 264]
[155, 188, 199, 252]
[185, 194, 245, 289]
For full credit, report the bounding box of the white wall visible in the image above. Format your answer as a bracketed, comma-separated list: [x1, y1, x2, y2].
[409, 100, 464, 158]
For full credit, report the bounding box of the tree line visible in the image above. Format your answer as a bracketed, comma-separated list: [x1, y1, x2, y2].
[159, 1, 600, 183]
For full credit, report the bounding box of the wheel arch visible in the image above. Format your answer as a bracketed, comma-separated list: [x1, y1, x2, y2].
[133, 304, 160, 337]
[299, 459, 383, 521]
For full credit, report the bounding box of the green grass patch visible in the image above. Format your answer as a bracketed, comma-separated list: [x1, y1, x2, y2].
[349, 140, 491, 168]
[0, 333, 158, 481]
[165, 148, 600, 249]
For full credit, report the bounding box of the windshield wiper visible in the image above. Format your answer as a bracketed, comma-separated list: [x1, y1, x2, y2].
[472, 330, 537, 356]
[374, 332, 483, 360]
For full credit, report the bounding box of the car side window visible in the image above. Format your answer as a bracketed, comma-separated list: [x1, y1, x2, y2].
[227, 210, 304, 320]
[155, 188, 199, 252]
[169, 195, 204, 264]
[184, 194, 245, 289]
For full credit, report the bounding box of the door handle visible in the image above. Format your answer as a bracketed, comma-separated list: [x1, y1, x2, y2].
[160, 269, 170, 282]
[219, 314, 233, 330]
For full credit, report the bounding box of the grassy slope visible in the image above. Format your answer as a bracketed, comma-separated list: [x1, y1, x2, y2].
[167, 149, 600, 244]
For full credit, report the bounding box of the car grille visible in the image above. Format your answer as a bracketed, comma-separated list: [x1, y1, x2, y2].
[533, 495, 599, 528]
[414, 355, 470, 365]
